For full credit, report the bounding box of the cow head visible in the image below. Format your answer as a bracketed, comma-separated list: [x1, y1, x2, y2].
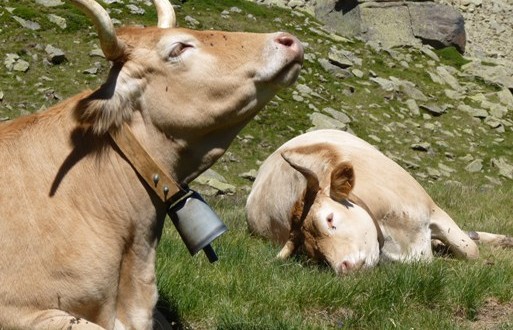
[71, 0, 303, 182]
[277, 145, 381, 275]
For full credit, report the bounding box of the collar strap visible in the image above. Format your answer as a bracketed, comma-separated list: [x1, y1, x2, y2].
[109, 122, 184, 204]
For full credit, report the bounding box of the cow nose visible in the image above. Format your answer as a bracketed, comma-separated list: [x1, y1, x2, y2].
[274, 32, 304, 61]
[338, 260, 355, 275]
[337, 259, 365, 275]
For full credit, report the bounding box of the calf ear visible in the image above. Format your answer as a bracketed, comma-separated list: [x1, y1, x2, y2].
[330, 162, 355, 201]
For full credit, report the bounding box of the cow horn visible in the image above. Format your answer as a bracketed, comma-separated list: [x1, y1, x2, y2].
[69, 0, 124, 61]
[281, 151, 320, 193]
[153, 0, 176, 28]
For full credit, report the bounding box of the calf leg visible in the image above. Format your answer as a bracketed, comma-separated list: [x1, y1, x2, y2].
[468, 231, 513, 248]
[429, 206, 479, 259]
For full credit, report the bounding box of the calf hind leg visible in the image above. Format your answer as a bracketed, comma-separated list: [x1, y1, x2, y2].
[429, 206, 479, 260]
[468, 231, 513, 248]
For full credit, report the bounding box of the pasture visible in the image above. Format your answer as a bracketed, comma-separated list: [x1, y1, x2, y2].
[1, 0, 512, 328]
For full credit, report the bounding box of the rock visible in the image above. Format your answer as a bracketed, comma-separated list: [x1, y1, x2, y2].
[314, 1, 465, 52]
[308, 112, 347, 131]
[321, 107, 352, 124]
[390, 77, 428, 101]
[126, 4, 145, 15]
[205, 179, 236, 195]
[491, 158, 513, 179]
[370, 77, 395, 92]
[497, 88, 513, 108]
[35, 0, 64, 6]
[405, 99, 420, 116]
[457, 104, 488, 118]
[0, 91, 3, 101]
[12, 16, 41, 30]
[45, 44, 66, 65]
[318, 58, 351, 77]
[465, 159, 483, 172]
[6, 53, 30, 72]
[89, 48, 105, 58]
[193, 169, 236, 195]
[411, 142, 431, 152]
[462, 60, 513, 89]
[47, 14, 66, 29]
[184, 16, 200, 27]
[239, 169, 258, 181]
[436, 66, 464, 91]
[420, 46, 440, 62]
[420, 104, 445, 116]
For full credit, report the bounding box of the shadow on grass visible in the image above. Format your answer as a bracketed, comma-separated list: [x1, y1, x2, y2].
[154, 296, 192, 330]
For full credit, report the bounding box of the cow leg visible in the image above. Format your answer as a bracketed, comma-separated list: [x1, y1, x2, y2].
[115, 245, 159, 330]
[1, 308, 106, 329]
[429, 206, 479, 259]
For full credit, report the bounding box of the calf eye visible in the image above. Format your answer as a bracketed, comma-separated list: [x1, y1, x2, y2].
[326, 213, 336, 230]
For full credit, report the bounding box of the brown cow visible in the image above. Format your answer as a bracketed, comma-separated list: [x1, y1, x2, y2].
[0, 0, 303, 328]
[246, 129, 512, 275]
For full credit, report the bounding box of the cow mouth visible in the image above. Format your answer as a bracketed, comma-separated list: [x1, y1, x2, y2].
[270, 60, 303, 88]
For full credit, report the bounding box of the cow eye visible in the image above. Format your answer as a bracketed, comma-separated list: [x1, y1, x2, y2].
[168, 42, 192, 58]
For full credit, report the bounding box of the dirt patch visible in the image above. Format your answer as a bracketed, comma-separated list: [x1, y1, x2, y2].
[460, 297, 513, 330]
[303, 306, 355, 328]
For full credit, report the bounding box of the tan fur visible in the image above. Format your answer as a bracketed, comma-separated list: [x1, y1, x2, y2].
[0, 2, 303, 328]
[246, 130, 497, 275]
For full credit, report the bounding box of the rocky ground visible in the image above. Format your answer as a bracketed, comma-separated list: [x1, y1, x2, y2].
[254, 0, 513, 64]
[434, 0, 513, 62]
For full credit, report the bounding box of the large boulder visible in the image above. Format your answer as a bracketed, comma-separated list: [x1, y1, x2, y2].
[315, 0, 466, 53]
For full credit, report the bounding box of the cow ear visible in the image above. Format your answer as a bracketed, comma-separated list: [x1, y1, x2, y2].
[281, 149, 320, 193]
[75, 62, 136, 135]
[330, 162, 355, 201]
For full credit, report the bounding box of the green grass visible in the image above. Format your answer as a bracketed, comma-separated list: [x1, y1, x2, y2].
[2, 0, 513, 329]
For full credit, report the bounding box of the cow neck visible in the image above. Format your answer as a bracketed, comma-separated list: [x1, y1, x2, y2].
[109, 121, 185, 204]
[348, 193, 385, 251]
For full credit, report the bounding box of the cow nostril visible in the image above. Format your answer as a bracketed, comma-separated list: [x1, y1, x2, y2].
[276, 35, 294, 47]
[339, 260, 354, 274]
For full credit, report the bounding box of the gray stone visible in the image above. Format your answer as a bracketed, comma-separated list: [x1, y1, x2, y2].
[411, 142, 431, 152]
[309, 112, 347, 131]
[35, 0, 64, 6]
[185, 16, 200, 27]
[491, 157, 513, 179]
[47, 14, 66, 29]
[405, 99, 420, 116]
[465, 159, 483, 172]
[13, 16, 40, 30]
[370, 77, 395, 92]
[420, 104, 445, 116]
[45, 44, 66, 65]
[420, 46, 440, 62]
[436, 66, 464, 91]
[126, 4, 145, 15]
[314, 1, 465, 51]
[457, 104, 488, 118]
[390, 77, 428, 101]
[497, 88, 513, 108]
[239, 169, 258, 181]
[321, 107, 352, 124]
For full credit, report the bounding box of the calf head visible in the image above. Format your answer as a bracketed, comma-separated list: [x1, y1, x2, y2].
[72, 0, 304, 182]
[277, 145, 381, 275]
